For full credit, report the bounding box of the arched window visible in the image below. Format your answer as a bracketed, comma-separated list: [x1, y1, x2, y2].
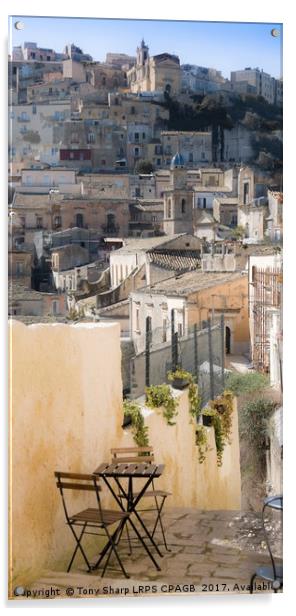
[165, 84, 171, 95]
[76, 213, 84, 228]
[181, 198, 186, 214]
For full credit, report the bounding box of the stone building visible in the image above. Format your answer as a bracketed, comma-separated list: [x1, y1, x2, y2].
[160, 131, 212, 167]
[129, 270, 249, 354]
[266, 190, 283, 242]
[109, 233, 201, 289]
[127, 40, 181, 95]
[213, 197, 238, 227]
[11, 191, 131, 242]
[9, 101, 71, 168]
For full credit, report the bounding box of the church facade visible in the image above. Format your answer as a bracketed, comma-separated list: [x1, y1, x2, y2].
[127, 40, 181, 95]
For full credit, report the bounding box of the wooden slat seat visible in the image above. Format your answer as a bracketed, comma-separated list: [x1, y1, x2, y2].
[70, 508, 128, 525]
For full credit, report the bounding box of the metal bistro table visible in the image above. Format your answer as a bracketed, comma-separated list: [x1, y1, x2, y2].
[93, 461, 165, 572]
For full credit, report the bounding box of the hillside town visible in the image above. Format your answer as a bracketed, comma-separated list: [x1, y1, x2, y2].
[9, 38, 283, 373]
[9, 33, 283, 596]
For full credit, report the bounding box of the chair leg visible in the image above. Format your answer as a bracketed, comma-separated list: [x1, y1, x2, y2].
[103, 521, 130, 579]
[67, 523, 90, 572]
[250, 573, 257, 594]
[151, 496, 170, 552]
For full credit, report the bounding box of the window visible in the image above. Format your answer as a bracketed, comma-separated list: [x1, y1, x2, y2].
[52, 300, 59, 315]
[243, 182, 250, 205]
[53, 215, 62, 229]
[197, 197, 206, 209]
[162, 318, 168, 342]
[15, 262, 24, 275]
[47, 56, 51, 61]
[135, 187, 141, 198]
[32, 104, 36, 114]
[181, 198, 186, 214]
[76, 213, 84, 228]
[167, 199, 172, 218]
[101, 159, 106, 165]
[135, 132, 139, 142]
[134, 148, 139, 157]
[157, 158, 161, 166]
[36, 216, 43, 229]
[136, 308, 140, 332]
[142, 132, 146, 140]
[189, 153, 193, 163]
[71, 133, 79, 144]
[131, 106, 135, 115]
[87, 132, 95, 144]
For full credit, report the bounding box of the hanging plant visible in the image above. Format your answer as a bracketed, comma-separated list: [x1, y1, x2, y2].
[203, 390, 235, 466]
[123, 399, 150, 447]
[167, 368, 202, 420]
[195, 425, 209, 464]
[145, 384, 178, 426]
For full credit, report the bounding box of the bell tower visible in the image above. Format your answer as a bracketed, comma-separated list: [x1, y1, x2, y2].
[163, 152, 193, 235]
[137, 39, 149, 66]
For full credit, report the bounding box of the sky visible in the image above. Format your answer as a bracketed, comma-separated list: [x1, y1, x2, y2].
[9, 16, 283, 79]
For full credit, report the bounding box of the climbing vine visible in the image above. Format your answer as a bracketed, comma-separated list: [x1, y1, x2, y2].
[123, 399, 150, 447]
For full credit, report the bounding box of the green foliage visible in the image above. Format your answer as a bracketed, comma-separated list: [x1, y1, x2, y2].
[123, 399, 149, 447]
[135, 159, 154, 174]
[203, 391, 235, 466]
[145, 384, 178, 426]
[167, 368, 202, 420]
[231, 225, 245, 239]
[167, 367, 191, 381]
[225, 371, 269, 396]
[195, 425, 209, 464]
[240, 398, 276, 468]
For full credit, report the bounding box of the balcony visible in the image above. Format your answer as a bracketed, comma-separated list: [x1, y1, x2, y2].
[101, 223, 120, 236]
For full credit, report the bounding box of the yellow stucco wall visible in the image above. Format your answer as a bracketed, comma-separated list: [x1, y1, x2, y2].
[9, 320, 124, 590]
[9, 320, 241, 592]
[188, 276, 249, 351]
[118, 392, 241, 511]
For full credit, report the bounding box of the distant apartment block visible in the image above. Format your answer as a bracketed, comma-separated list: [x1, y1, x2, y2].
[231, 67, 282, 106]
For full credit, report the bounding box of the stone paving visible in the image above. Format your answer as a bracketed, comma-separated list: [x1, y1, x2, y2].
[22, 508, 283, 600]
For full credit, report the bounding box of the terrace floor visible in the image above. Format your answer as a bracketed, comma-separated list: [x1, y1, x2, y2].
[23, 508, 282, 599]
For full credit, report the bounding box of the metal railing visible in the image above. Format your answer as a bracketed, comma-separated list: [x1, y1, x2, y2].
[123, 313, 225, 408]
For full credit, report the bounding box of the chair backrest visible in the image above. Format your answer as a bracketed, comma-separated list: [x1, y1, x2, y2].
[111, 447, 154, 464]
[54, 471, 102, 521]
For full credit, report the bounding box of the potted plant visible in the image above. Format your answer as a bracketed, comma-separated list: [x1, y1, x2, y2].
[167, 367, 192, 390]
[202, 407, 215, 427]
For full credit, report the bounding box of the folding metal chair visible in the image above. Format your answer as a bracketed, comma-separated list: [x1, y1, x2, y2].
[111, 447, 171, 551]
[54, 471, 130, 578]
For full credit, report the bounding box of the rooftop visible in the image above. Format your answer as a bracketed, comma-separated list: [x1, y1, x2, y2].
[117, 234, 185, 253]
[136, 270, 246, 297]
[9, 281, 62, 302]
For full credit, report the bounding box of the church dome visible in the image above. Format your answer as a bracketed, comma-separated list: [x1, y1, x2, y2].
[170, 152, 185, 169]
